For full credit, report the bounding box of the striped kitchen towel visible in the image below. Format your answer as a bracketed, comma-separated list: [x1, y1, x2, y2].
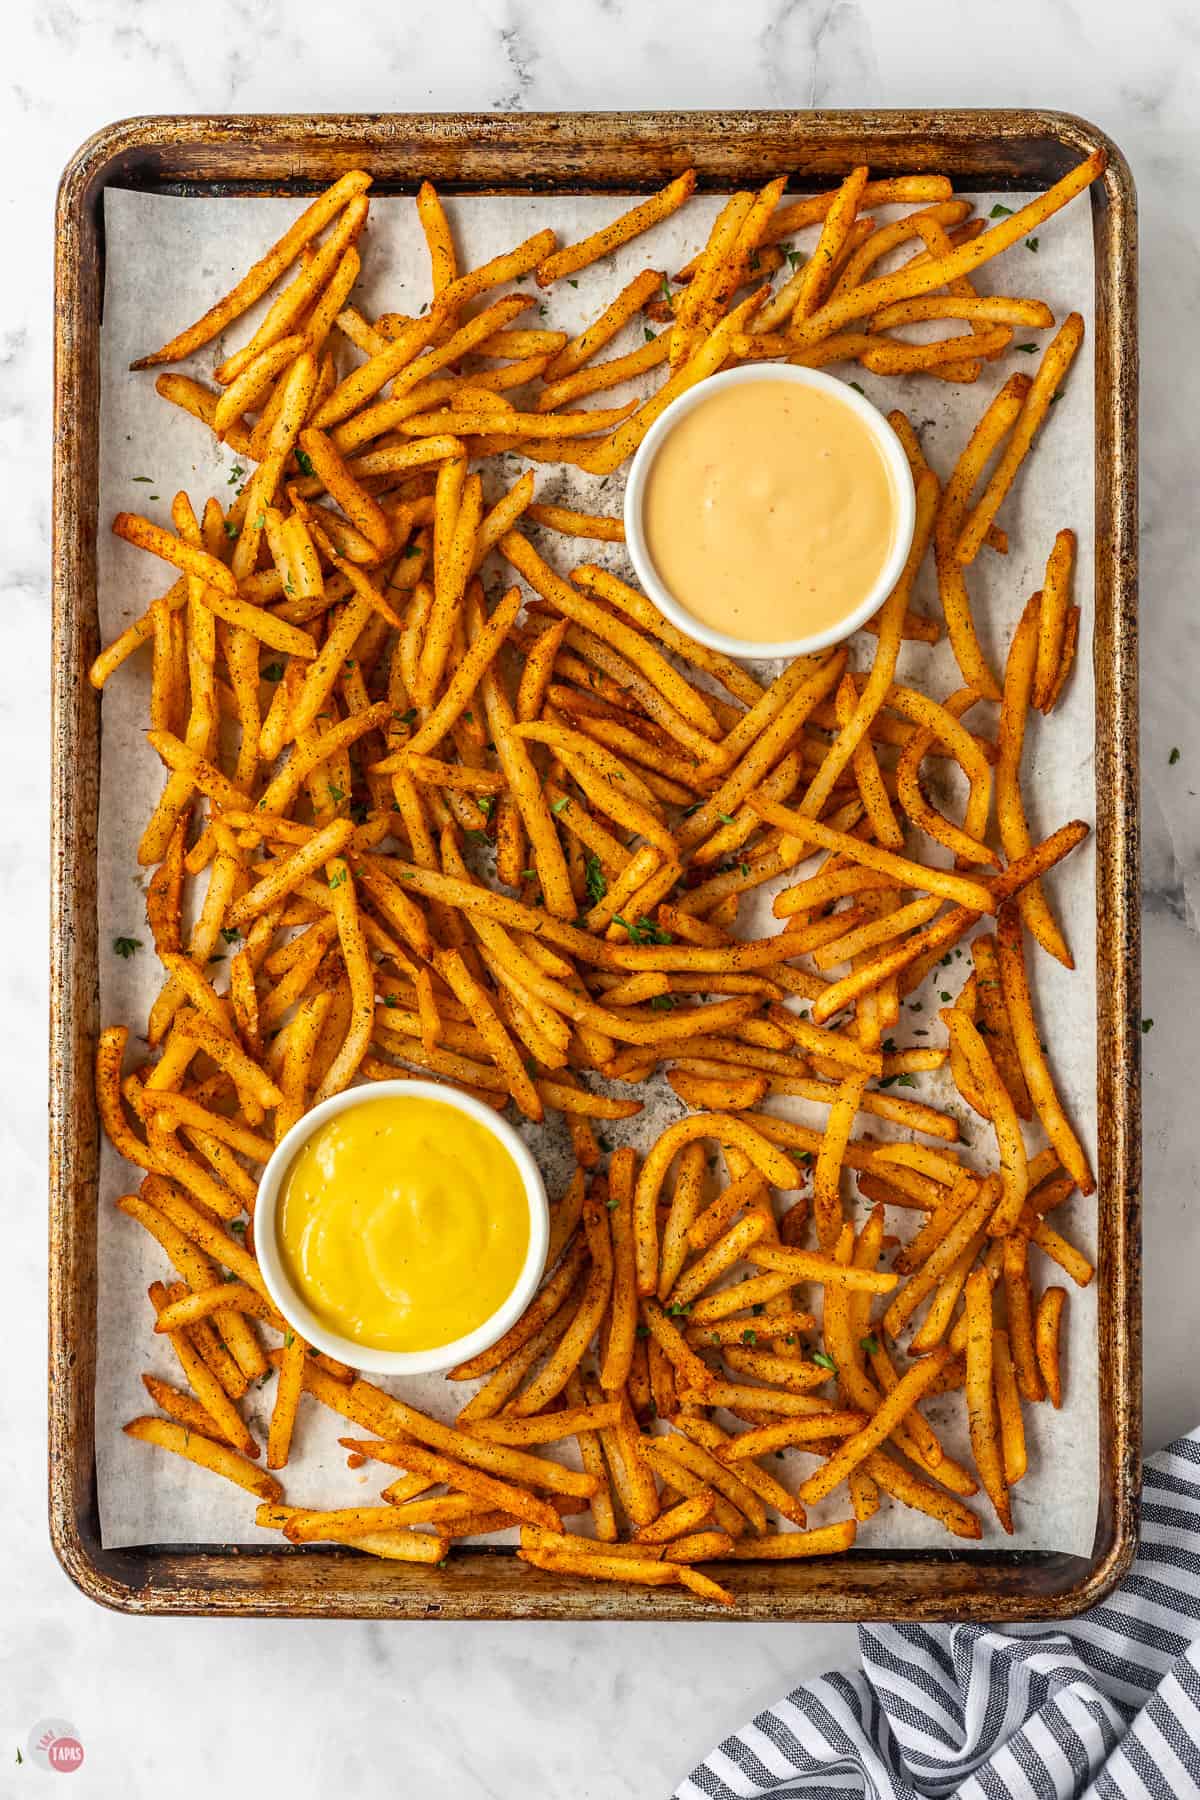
[677, 1430, 1200, 1799]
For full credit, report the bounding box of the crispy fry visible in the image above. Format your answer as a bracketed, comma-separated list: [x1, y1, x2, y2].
[123, 1415, 280, 1501]
[1036, 1286, 1067, 1407]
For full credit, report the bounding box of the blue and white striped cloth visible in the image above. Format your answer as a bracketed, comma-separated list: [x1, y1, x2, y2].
[678, 1431, 1200, 1800]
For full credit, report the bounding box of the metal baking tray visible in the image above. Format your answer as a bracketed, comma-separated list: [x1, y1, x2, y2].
[50, 109, 1140, 1619]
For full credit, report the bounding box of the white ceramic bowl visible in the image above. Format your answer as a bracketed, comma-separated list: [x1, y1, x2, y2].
[623, 363, 916, 661]
[254, 1080, 549, 1377]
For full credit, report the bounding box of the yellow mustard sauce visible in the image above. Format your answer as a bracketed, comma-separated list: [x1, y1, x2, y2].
[276, 1095, 529, 1352]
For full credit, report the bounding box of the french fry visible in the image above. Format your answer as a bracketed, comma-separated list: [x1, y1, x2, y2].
[997, 905, 1094, 1193]
[721, 1521, 856, 1560]
[993, 1328, 1028, 1484]
[964, 1268, 1012, 1532]
[1035, 1286, 1067, 1407]
[537, 173, 696, 286]
[955, 315, 1085, 565]
[123, 1415, 281, 1502]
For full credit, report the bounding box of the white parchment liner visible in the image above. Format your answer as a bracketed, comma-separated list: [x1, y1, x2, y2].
[96, 185, 1098, 1554]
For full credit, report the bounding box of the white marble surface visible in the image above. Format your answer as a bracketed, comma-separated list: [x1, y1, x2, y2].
[3, 1, 1195, 1793]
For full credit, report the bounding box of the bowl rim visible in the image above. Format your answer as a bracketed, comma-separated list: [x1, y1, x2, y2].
[623, 362, 917, 660]
[253, 1079, 549, 1377]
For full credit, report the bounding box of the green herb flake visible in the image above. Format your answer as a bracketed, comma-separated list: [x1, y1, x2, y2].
[751, 1302, 766, 1316]
[567, 278, 579, 289]
[551, 796, 570, 814]
[635, 1323, 650, 1339]
[741, 1328, 757, 1346]
[812, 1350, 837, 1372]
[1169, 746, 1181, 766]
[650, 994, 676, 1011]
[229, 1220, 247, 1239]
[939, 990, 952, 1003]
[717, 813, 735, 825]
[477, 795, 496, 819]
[328, 868, 348, 889]
[1016, 343, 1038, 353]
[284, 1330, 295, 1348]
[223, 520, 239, 540]
[860, 1334, 880, 1356]
[261, 661, 284, 682]
[989, 202, 1015, 218]
[1026, 236, 1039, 253]
[897, 1073, 916, 1088]
[849, 380, 866, 396]
[584, 853, 607, 906]
[383, 994, 399, 1009]
[327, 783, 346, 806]
[1141, 1018, 1154, 1034]
[294, 448, 315, 477]
[644, 327, 655, 343]
[113, 936, 142, 959]
[667, 1302, 691, 1318]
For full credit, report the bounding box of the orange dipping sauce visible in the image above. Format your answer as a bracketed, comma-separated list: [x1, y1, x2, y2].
[642, 377, 903, 644]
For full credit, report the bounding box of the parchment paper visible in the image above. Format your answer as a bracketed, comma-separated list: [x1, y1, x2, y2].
[96, 182, 1097, 1554]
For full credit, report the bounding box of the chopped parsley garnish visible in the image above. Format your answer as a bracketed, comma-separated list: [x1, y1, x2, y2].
[849, 381, 866, 396]
[228, 464, 244, 485]
[860, 1334, 880, 1355]
[1141, 1018, 1154, 1034]
[113, 936, 142, 958]
[649, 994, 676, 1011]
[224, 520, 239, 540]
[741, 1328, 757, 1345]
[1169, 746, 1181, 765]
[327, 868, 347, 889]
[220, 927, 241, 944]
[612, 915, 673, 946]
[989, 202, 1015, 218]
[1016, 343, 1038, 353]
[551, 795, 570, 814]
[667, 1302, 691, 1318]
[584, 854, 607, 906]
[1026, 236, 1039, 253]
[812, 1350, 837, 1373]
[262, 662, 284, 682]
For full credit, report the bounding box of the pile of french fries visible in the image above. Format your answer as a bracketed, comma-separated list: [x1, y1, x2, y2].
[94, 153, 1102, 1605]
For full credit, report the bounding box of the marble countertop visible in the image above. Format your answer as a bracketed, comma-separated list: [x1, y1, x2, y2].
[5, 1, 1194, 1792]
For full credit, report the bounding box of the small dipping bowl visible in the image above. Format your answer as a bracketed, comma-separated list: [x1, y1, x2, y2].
[254, 1080, 549, 1378]
[623, 364, 916, 661]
